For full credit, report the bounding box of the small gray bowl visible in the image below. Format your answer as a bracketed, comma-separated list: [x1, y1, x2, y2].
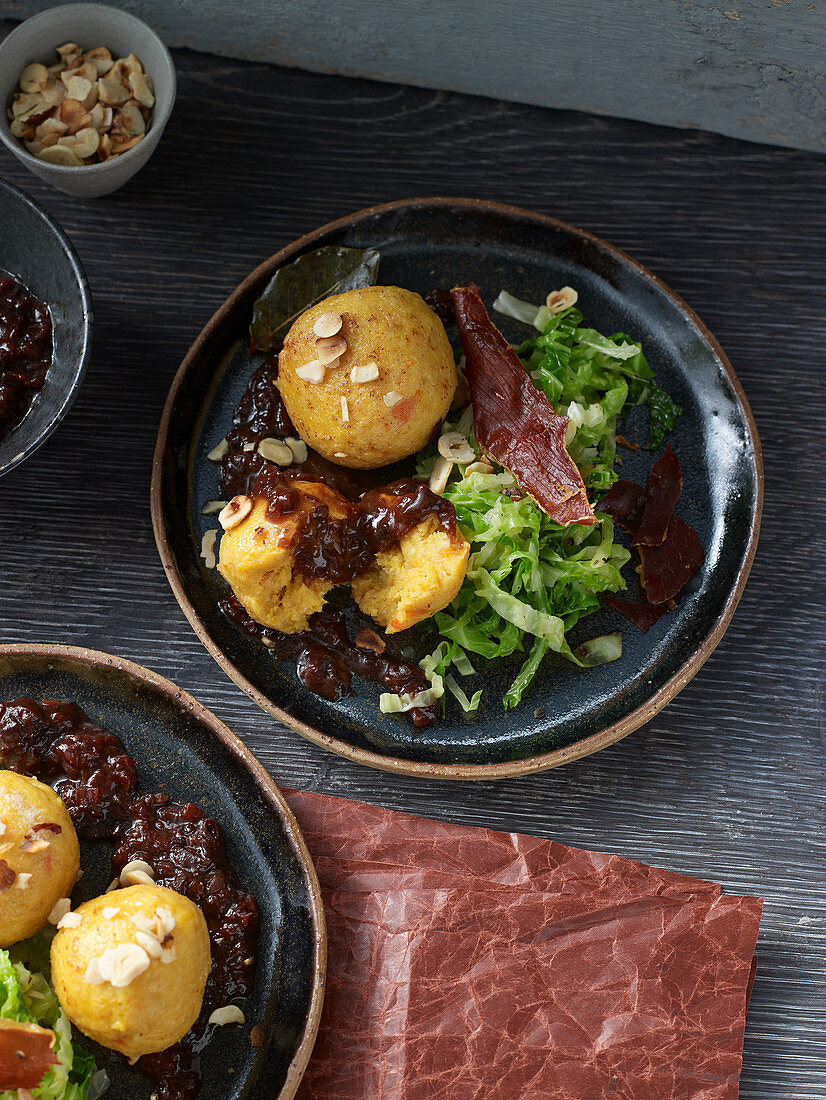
[0, 3, 175, 198]
[0, 175, 92, 476]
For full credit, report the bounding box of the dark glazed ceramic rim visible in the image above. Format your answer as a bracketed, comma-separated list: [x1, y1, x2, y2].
[0, 642, 326, 1099]
[150, 197, 764, 781]
[0, 175, 93, 477]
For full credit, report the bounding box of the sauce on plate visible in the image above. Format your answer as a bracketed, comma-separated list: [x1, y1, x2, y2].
[0, 274, 52, 444]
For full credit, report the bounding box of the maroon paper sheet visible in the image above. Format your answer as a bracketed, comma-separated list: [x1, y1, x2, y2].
[285, 790, 762, 1100]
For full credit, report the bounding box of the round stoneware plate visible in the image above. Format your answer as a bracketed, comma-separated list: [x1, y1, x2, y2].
[0, 644, 325, 1098]
[152, 198, 762, 780]
[0, 176, 92, 476]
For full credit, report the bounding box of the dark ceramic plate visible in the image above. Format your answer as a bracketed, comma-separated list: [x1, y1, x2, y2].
[152, 198, 762, 780]
[0, 644, 325, 1099]
[0, 176, 92, 476]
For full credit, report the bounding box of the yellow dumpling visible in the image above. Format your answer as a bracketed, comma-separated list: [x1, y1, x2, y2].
[51, 884, 211, 1063]
[217, 481, 351, 633]
[278, 285, 456, 469]
[352, 515, 470, 633]
[0, 772, 80, 948]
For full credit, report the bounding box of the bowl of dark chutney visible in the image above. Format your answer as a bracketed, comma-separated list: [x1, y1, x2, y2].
[0, 175, 92, 476]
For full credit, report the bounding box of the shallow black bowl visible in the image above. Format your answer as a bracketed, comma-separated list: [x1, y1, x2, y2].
[152, 198, 762, 780]
[0, 644, 325, 1099]
[0, 176, 92, 476]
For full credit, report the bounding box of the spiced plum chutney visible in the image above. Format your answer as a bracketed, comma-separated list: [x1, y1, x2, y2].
[0, 272, 53, 443]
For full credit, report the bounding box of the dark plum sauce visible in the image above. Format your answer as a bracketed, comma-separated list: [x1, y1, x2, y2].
[0, 273, 53, 443]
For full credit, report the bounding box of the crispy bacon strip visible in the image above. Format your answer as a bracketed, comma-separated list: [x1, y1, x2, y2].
[633, 445, 682, 547]
[640, 515, 706, 605]
[0, 1020, 58, 1090]
[451, 286, 594, 526]
[604, 594, 665, 633]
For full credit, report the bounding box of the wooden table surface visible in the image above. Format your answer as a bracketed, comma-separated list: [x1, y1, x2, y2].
[1, 30, 823, 1098]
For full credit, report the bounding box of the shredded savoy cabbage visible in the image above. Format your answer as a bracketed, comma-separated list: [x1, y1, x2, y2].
[404, 289, 681, 714]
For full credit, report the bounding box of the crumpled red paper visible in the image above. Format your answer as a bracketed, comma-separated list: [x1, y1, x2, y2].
[285, 790, 762, 1100]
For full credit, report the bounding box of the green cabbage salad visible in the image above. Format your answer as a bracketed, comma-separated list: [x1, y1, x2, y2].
[0, 931, 106, 1100]
[401, 288, 682, 715]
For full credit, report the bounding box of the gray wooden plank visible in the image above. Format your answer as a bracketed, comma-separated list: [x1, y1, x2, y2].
[9, 0, 826, 152]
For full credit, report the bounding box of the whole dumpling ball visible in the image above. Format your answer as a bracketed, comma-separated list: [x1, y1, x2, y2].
[51, 884, 211, 1062]
[277, 286, 456, 469]
[0, 771, 80, 948]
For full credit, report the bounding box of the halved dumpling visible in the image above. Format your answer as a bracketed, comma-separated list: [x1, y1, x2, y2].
[352, 516, 469, 633]
[218, 481, 351, 633]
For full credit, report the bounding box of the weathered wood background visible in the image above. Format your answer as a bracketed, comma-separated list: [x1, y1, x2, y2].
[0, 32, 824, 1097]
[5, 0, 826, 152]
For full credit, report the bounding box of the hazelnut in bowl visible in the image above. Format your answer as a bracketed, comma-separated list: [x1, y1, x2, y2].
[0, 3, 175, 198]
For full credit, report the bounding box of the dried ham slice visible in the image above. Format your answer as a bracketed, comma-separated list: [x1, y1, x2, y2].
[599, 479, 646, 535]
[640, 515, 706, 605]
[0, 1019, 58, 1090]
[598, 460, 704, 610]
[633, 444, 682, 547]
[604, 593, 665, 632]
[451, 286, 594, 526]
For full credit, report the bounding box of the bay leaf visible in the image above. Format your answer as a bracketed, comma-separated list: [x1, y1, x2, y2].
[249, 245, 380, 353]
